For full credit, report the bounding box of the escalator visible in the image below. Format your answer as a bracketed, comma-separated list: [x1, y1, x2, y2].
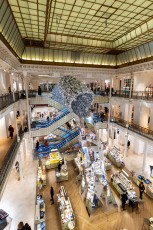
[36, 128, 80, 157]
[29, 96, 63, 110]
[31, 108, 74, 137]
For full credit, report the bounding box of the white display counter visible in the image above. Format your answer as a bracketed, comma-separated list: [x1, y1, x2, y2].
[108, 145, 124, 168]
[57, 186, 75, 230]
[111, 170, 138, 210]
[35, 195, 45, 230]
[133, 173, 153, 199]
[56, 165, 69, 182]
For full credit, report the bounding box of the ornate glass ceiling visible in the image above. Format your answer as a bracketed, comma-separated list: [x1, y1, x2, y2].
[7, 0, 153, 52]
[1, 0, 153, 67]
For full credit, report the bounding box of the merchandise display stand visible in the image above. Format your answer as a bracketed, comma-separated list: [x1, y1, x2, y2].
[56, 165, 69, 182]
[111, 170, 138, 208]
[104, 159, 112, 171]
[45, 149, 62, 169]
[108, 145, 124, 167]
[35, 195, 45, 230]
[37, 163, 46, 188]
[0, 209, 9, 229]
[74, 151, 84, 172]
[133, 173, 153, 199]
[57, 186, 75, 230]
[84, 163, 117, 215]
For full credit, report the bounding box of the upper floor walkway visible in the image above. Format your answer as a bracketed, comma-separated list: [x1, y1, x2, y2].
[111, 117, 153, 141]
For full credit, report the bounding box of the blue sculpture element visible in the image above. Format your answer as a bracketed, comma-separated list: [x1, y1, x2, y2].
[52, 85, 64, 105]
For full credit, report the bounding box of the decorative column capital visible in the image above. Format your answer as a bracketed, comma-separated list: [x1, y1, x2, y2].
[23, 71, 27, 77]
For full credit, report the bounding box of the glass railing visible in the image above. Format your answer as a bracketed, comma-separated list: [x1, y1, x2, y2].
[112, 117, 153, 140]
[0, 127, 23, 187]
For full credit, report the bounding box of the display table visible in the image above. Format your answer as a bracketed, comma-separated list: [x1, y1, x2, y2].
[0, 210, 8, 230]
[57, 186, 75, 230]
[37, 164, 46, 188]
[108, 145, 124, 168]
[56, 165, 69, 182]
[74, 151, 84, 172]
[35, 195, 45, 230]
[84, 161, 117, 215]
[133, 173, 153, 199]
[111, 170, 138, 208]
[149, 217, 153, 230]
[105, 159, 112, 171]
[45, 150, 62, 169]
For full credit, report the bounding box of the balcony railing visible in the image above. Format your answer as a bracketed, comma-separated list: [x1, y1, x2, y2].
[112, 117, 153, 140]
[112, 90, 153, 101]
[0, 93, 14, 110]
[0, 127, 23, 188]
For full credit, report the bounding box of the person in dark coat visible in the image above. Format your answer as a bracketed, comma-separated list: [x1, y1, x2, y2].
[8, 125, 14, 139]
[36, 140, 39, 150]
[58, 162, 61, 172]
[139, 181, 145, 199]
[121, 192, 128, 210]
[38, 86, 42, 96]
[17, 221, 25, 230]
[24, 223, 31, 230]
[50, 186, 54, 204]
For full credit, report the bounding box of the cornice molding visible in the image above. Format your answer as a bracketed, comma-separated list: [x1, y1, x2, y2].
[1, 37, 153, 75]
[0, 40, 20, 70]
[19, 64, 116, 79]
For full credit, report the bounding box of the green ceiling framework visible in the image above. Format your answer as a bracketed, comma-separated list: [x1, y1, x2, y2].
[1, 0, 153, 67]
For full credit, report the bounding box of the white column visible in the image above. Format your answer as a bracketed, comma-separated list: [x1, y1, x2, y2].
[14, 107, 19, 141]
[124, 131, 128, 159]
[149, 108, 153, 130]
[120, 102, 125, 120]
[46, 81, 49, 91]
[22, 138, 26, 160]
[142, 142, 147, 174]
[29, 105, 32, 124]
[18, 145, 23, 180]
[111, 124, 115, 147]
[10, 74, 15, 101]
[19, 102, 23, 130]
[23, 71, 31, 133]
[133, 102, 141, 125]
[107, 78, 112, 145]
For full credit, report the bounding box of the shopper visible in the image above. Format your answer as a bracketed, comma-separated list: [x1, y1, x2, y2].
[50, 186, 54, 204]
[24, 223, 31, 230]
[139, 181, 145, 200]
[121, 192, 128, 210]
[62, 158, 64, 165]
[36, 140, 39, 150]
[58, 162, 61, 172]
[17, 221, 25, 230]
[8, 86, 11, 93]
[38, 86, 42, 96]
[127, 140, 130, 148]
[8, 125, 14, 139]
[44, 140, 49, 148]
